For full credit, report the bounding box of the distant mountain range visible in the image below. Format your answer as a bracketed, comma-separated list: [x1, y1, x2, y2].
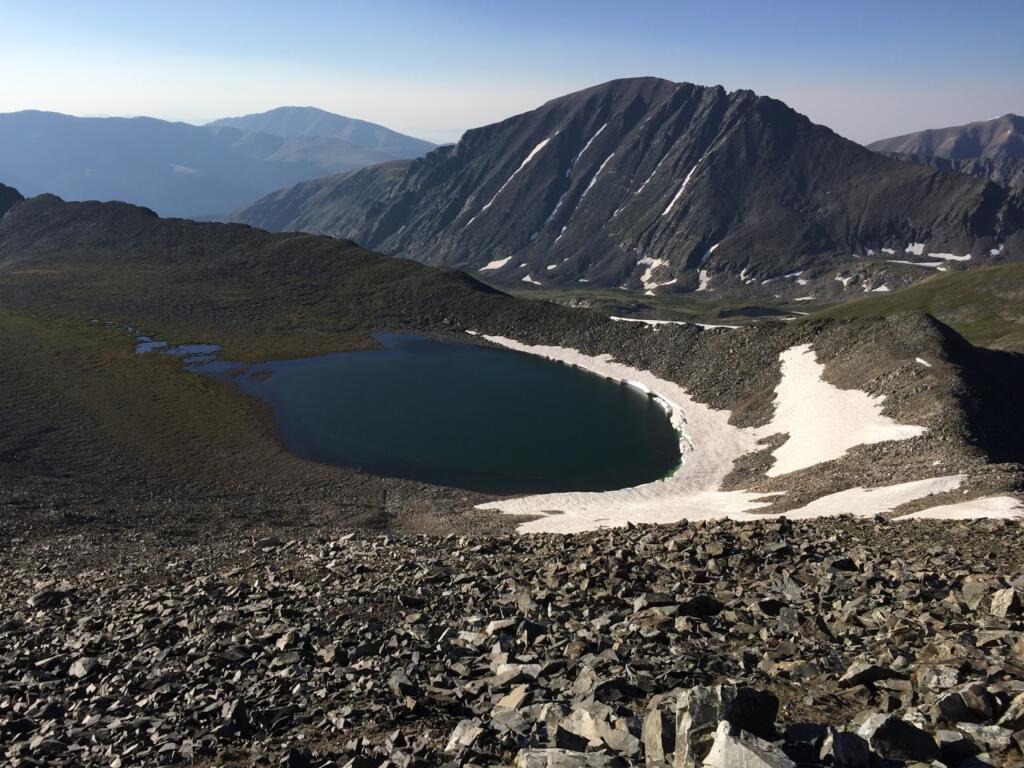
[870, 114, 1024, 191]
[208, 106, 436, 158]
[233, 78, 1023, 293]
[0, 108, 435, 218]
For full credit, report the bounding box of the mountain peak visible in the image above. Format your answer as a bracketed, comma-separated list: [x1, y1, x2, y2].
[0, 183, 24, 220]
[235, 79, 1018, 294]
[206, 107, 435, 157]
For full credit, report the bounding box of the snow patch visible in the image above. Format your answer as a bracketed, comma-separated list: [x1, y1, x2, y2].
[579, 153, 615, 200]
[887, 260, 946, 269]
[872, 285, 891, 292]
[661, 158, 704, 216]
[793, 296, 816, 302]
[882, 248, 896, 255]
[905, 243, 926, 256]
[699, 243, 720, 267]
[765, 344, 926, 477]
[473, 339, 1006, 533]
[480, 257, 512, 272]
[465, 134, 556, 227]
[635, 152, 670, 196]
[835, 274, 853, 288]
[991, 244, 1005, 256]
[610, 316, 739, 330]
[521, 274, 541, 285]
[894, 496, 1023, 521]
[696, 270, 711, 291]
[637, 257, 670, 290]
[566, 123, 607, 176]
[915, 357, 932, 368]
[928, 252, 972, 262]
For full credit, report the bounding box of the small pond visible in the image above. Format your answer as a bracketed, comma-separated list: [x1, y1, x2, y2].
[138, 333, 681, 494]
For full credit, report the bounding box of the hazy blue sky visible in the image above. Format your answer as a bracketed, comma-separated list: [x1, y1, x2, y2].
[2, 0, 1022, 144]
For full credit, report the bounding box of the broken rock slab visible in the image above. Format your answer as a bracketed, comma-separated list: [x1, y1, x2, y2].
[514, 749, 626, 768]
[674, 685, 778, 768]
[701, 721, 795, 768]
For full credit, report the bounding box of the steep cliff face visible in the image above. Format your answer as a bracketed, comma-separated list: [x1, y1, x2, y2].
[235, 78, 1022, 292]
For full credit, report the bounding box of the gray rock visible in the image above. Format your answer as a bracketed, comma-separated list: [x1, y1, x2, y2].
[701, 721, 795, 768]
[990, 588, 1022, 617]
[818, 729, 871, 768]
[514, 749, 623, 767]
[445, 718, 484, 753]
[674, 686, 778, 768]
[858, 715, 939, 763]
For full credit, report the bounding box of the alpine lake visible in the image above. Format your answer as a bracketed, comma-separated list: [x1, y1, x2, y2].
[137, 333, 681, 495]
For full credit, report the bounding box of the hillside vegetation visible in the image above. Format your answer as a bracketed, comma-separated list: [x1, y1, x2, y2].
[816, 262, 1024, 352]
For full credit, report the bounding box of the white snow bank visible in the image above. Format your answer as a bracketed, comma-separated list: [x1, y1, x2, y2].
[872, 285, 891, 292]
[566, 123, 607, 176]
[480, 256, 512, 271]
[609, 316, 740, 330]
[474, 336, 766, 533]
[915, 357, 932, 368]
[579, 153, 615, 200]
[662, 156, 706, 216]
[700, 243, 720, 266]
[835, 274, 853, 288]
[697, 270, 712, 291]
[764, 344, 926, 477]
[638, 257, 670, 290]
[466, 135, 556, 226]
[894, 496, 1023, 521]
[888, 260, 946, 269]
[906, 243, 926, 256]
[928, 252, 972, 262]
[777, 476, 965, 520]
[521, 274, 541, 285]
[473, 339, 989, 533]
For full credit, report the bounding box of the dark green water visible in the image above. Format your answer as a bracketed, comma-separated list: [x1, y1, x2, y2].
[179, 334, 680, 494]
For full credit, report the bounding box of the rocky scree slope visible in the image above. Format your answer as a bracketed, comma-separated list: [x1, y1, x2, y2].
[234, 77, 1023, 295]
[3, 518, 1024, 766]
[870, 114, 1024, 192]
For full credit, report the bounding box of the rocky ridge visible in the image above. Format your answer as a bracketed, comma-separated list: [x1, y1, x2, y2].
[870, 115, 1024, 192]
[233, 78, 1024, 295]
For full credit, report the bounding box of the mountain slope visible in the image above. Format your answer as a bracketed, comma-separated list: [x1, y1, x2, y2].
[869, 114, 1024, 190]
[0, 182, 22, 219]
[207, 106, 436, 158]
[0, 110, 434, 218]
[815, 262, 1024, 352]
[234, 78, 1023, 293]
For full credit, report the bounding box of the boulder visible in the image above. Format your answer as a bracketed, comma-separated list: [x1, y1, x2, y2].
[857, 714, 939, 763]
[701, 721, 795, 768]
[674, 685, 778, 768]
